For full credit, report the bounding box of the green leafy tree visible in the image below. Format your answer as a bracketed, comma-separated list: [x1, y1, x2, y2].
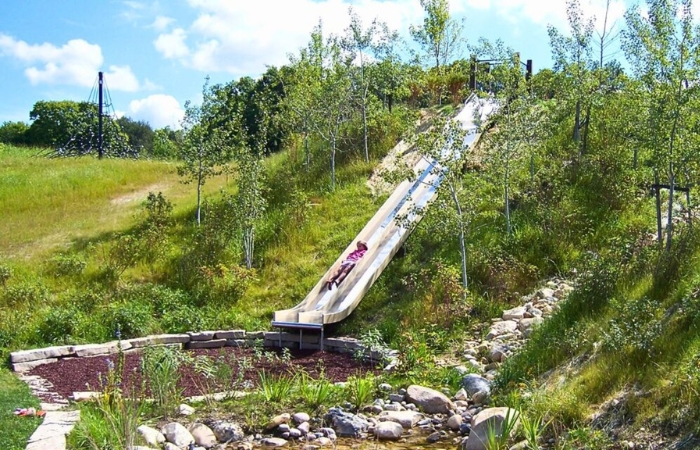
[402, 116, 483, 293]
[623, 0, 700, 250]
[306, 24, 354, 190]
[178, 79, 232, 226]
[478, 42, 548, 236]
[0, 121, 29, 145]
[343, 7, 379, 162]
[410, 0, 465, 105]
[152, 127, 180, 159]
[116, 116, 154, 155]
[374, 22, 409, 113]
[27, 100, 133, 157]
[284, 35, 323, 171]
[548, 0, 595, 154]
[234, 144, 267, 269]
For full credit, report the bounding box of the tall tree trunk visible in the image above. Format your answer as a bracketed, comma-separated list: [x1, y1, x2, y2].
[304, 132, 310, 172]
[362, 93, 369, 162]
[330, 134, 336, 191]
[450, 184, 468, 295]
[582, 105, 591, 155]
[505, 162, 511, 236]
[666, 168, 675, 252]
[655, 172, 663, 246]
[574, 99, 581, 147]
[196, 158, 203, 226]
[244, 228, 254, 269]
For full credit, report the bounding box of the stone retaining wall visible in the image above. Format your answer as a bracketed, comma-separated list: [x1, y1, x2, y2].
[9, 330, 388, 373]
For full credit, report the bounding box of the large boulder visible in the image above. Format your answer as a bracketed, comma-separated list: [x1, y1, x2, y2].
[462, 407, 520, 450]
[323, 408, 370, 437]
[405, 385, 456, 414]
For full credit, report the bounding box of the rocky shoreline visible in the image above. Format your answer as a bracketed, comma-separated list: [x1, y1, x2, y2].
[14, 279, 573, 450]
[123, 279, 574, 450]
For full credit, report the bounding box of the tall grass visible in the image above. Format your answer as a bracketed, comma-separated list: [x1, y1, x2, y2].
[0, 146, 228, 260]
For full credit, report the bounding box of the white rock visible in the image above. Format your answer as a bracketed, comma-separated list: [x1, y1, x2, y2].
[137, 425, 165, 447]
[378, 410, 422, 428]
[485, 321, 518, 340]
[10, 346, 72, 363]
[179, 404, 195, 416]
[266, 413, 291, 430]
[454, 388, 469, 401]
[162, 422, 194, 448]
[463, 407, 520, 450]
[189, 423, 217, 448]
[502, 306, 526, 320]
[262, 437, 288, 447]
[374, 421, 404, 440]
[406, 385, 456, 414]
[292, 412, 310, 424]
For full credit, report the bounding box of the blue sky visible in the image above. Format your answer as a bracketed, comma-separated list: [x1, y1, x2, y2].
[0, 0, 633, 130]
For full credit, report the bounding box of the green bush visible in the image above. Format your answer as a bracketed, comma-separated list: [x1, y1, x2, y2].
[36, 305, 85, 344]
[601, 296, 663, 361]
[49, 253, 87, 277]
[1, 280, 49, 307]
[101, 301, 154, 339]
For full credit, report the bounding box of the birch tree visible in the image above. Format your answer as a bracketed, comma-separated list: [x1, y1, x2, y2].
[548, 0, 595, 154]
[401, 117, 481, 294]
[410, 0, 465, 104]
[623, 0, 700, 250]
[478, 43, 547, 236]
[309, 28, 353, 191]
[343, 8, 378, 162]
[178, 79, 231, 226]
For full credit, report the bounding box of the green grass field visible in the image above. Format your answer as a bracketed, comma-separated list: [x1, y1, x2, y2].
[0, 145, 230, 261]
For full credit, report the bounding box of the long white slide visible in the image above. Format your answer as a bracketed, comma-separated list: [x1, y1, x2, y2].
[272, 94, 497, 332]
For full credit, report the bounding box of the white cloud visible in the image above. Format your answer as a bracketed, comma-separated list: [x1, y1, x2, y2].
[154, 28, 190, 59]
[103, 65, 141, 92]
[468, 0, 627, 34]
[129, 94, 185, 129]
[0, 34, 150, 92]
[153, 0, 424, 76]
[151, 15, 176, 31]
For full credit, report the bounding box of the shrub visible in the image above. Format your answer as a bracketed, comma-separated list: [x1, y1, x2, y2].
[601, 296, 663, 361]
[49, 253, 87, 277]
[1, 280, 49, 307]
[345, 373, 377, 411]
[36, 305, 85, 344]
[258, 370, 296, 403]
[101, 300, 154, 339]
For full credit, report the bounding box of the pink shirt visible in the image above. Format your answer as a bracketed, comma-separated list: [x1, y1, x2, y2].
[343, 248, 366, 265]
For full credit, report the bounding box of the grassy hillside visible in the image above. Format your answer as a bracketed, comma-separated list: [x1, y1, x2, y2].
[2, 92, 700, 449]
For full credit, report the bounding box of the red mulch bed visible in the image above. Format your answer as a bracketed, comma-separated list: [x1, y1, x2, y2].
[28, 346, 381, 400]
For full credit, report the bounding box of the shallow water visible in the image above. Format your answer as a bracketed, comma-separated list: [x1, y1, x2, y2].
[304, 430, 460, 450]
